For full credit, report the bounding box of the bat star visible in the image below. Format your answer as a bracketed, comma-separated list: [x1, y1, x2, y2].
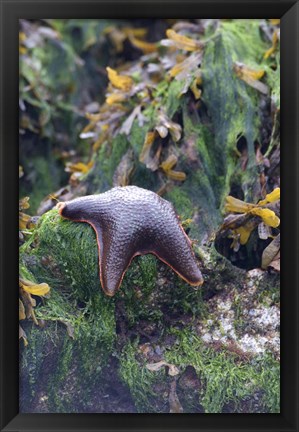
[57, 186, 203, 296]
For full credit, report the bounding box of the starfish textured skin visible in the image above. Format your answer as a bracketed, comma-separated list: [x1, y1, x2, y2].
[57, 186, 203, 297]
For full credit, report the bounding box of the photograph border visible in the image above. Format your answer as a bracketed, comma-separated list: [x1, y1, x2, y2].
[1, 0, 298, 431]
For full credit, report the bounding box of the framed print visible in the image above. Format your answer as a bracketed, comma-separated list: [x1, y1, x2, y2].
[0, 0, 298, 431]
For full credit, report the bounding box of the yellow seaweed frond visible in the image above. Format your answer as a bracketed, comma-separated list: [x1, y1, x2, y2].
[234, 63, 265, 81]
[92, 131, 109, 152]
[65, 160, 94, 174]
[20, 279, 50, 296]
[160, 154, 177, 171]
[139, 131, 162, 171]
[123, 27, 148, 38]
[264, 30, 279, 59]
[19, 299, 26, 320]
[160, 154, 186, 182]
[233, 62, 268, 95]
[224, 189, 280, 246]
[19, 46, 27, 55]
[165, 170, 187, 181]
[19, 212, 31, 230]
[106, 67, 133, 91]
[258, 187, 280, 205]
[249, 207, 280, 228]
[106, 92, 127, 105]
[235, 226, 253, 245]
[140, 131, 157, 163]
[269, 19, 280, 25]
[19, 32, 27, 54]
[19, 196, 30, 210]
[19, 32, 26, 42]
[190, 77, 202, 100]
[166, 29, 202, 52]
[85, 112, 102, 122]
[225, 195, 255, 213]
[225, 194, 280, 228]
[169, 58, 188, 77]
[128, 33, 157, 54]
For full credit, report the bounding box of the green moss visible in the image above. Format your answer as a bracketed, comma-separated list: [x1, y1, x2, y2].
[101, 134, 130, 184]
[118, 255, 160, 326]
[165, 187, 193, 221]
[119, 339, 168, 412]
[21, 287, 116, 412]
[20, 305, 116, 413]
[19, 263, 37, 283]
[20, 208, 117, 411]
[20, 296, 116, 412]
[220, 20, 266, 63]
[165, 177, 220, 243]
[165, 327, 280, 413]
[19, 321, 65, 410]
[20, 209, 99, 300]
[182, 106, 213, 171]
[167, 278, 208, 318]
[42, 294, 116, 412]
[46, 337, 75, 412]
[20, 208, 116, 333]
[255, 353, 280, 412]
[264, 52, 280, 109]
[118, 323, 279, 413]
[254, 273, 280, 306]
[131, 164, 159, 191]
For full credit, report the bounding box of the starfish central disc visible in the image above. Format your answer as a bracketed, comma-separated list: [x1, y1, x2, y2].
[57, 186, 203, 296]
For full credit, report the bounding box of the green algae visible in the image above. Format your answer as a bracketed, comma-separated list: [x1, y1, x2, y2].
[20, 209, 99, 299]
[19, 204, 279, 413]
[201, 20, 269, 203]
[165, 327, 280, 413]
[20, 209, 117, 411]
[164, 79, 187, 118]
[164, 112, 221, 241]
[118, 324, 279, 413]
[118, 255, 159, 326]
[119, 339, 168, 413]
[86, 134, 130, 193]
[264, 49, 280, 110]
[165, 187, 193, 221]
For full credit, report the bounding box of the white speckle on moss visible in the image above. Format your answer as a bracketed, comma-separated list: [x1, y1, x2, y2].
[197, 269, 280, 357]
[248, 306, 280, 329]
[202, 332, 212, 343]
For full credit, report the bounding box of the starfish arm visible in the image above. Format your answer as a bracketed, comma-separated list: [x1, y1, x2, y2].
[150, 218, 203, 286]
[97, 229, 136, 296]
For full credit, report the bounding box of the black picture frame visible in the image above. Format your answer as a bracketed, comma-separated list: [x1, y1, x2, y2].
[1, 1, 298, 431]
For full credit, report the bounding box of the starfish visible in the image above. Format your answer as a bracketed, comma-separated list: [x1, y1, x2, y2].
[57, 186, 203, 296]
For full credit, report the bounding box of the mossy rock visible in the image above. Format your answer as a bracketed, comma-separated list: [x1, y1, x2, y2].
[20, 209, 279, 413]
[118, 323, 279, 413]
[19, 208, 209, 412]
